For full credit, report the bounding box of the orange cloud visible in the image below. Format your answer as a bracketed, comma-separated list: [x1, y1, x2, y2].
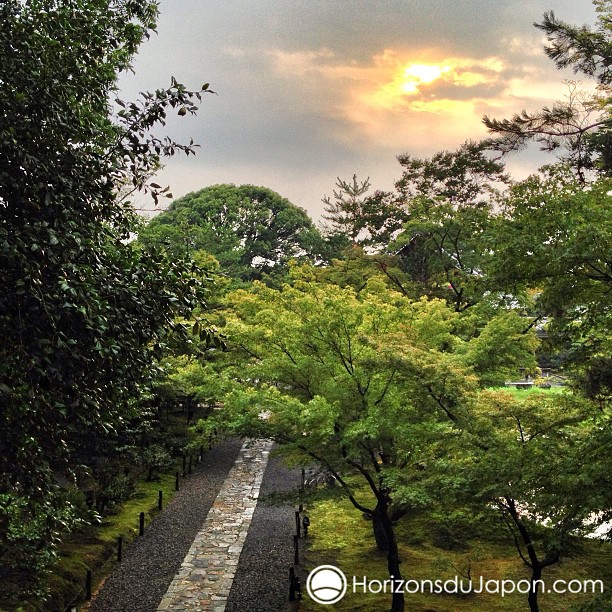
[267, 46, 577, 152]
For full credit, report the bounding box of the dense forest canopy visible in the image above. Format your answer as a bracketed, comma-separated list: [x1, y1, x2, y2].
[138, 184, 326, 283]
[0, 0, 211, 601]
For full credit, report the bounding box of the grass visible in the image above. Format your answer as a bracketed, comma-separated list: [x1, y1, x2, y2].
[298, 489, 612, 612]
[41, 469, 179, 611]
[31, 405, 211, 612]
[488, 385, 567, 399]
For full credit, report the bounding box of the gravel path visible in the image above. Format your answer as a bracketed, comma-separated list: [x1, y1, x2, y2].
[87, 439, 299, 612]
[225, 452, 300, 612]
[88, 438, 243, 612]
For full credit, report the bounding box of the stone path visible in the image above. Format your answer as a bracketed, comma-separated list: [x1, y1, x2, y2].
[157, 438, 275, 612]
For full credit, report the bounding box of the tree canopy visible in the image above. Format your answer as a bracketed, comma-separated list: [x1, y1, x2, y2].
[486, 166, 612, 373]
[190, 272, 538, 611]
[0, 0, 210, 598]
[138, 184, 325, 283]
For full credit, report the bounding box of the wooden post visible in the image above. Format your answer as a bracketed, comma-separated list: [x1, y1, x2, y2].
[86, 569, 92, 600]
[295, 576, 302, 600]
[175, 471, 179, 492]
[158, 490, 163, 511]
[188, 455, 192, 474]
[182, 455, 187, 477]
[117, 536, 123, 562]
[289, 567, 296, 601]
[139, 512, 145, 536]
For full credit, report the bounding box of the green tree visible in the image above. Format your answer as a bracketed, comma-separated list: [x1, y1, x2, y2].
[537, 1, 612, 87]
[138, 184, 325, 283]
[192, 277, 536, 612]
[321, 175, 373, 244]
[314, 245, 418, 298]
[0, 0, 210, 599]
[320, 175, 409, 251]
[486, 167, 612, 373]
[394, 140, 509, 207]
[388, 141, 509, 310]
[462, 389, 601, 612]
[483, 3, 612, 180]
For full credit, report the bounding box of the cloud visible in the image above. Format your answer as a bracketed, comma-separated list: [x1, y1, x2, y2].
[261, 43, 580, 154]
[121, 0, 599, 219]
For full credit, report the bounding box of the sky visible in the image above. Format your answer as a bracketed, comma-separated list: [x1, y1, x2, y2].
[119, 0, 599, 221]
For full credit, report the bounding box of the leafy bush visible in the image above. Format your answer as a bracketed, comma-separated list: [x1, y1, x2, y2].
[140, 444, 173, 481]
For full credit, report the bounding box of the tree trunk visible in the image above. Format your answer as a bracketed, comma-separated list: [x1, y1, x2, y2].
[372, 502, 389, 552]
[528, 563, 542, 612]
[373, 501, 404, 612]
[505, 497, 549, 612]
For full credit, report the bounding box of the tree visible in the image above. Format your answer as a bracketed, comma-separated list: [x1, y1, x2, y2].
[393, 197, 493, 311]
[537, 2, 612, 87]
[484, 82, 610, 183]
[461, 389, 601, 612]
[138, 184, 325, 283]
[387, 141, 509, 311]
[314, 245, 419, 298]
[320, 175, 409, 251]
[486, 167, 612, 372]
[394, 140, 509, 207]
[483, 3, 612, 180]
[0, 0, 210, 600]
[321, 175, 373, 244]
[193, 276, 537, 612]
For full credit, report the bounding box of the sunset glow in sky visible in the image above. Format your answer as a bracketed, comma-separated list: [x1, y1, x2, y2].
[121, 0, 598, 219]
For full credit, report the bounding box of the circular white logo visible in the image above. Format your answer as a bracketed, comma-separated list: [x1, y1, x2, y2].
[306, 564, 347, 605]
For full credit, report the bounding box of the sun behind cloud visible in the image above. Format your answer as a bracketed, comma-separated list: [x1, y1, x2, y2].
[267, 46, 570, 151]
[366, 56, 505, 111]
[400, 63, 451, 93]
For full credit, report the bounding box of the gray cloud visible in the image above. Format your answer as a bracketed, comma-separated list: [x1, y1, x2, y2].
[121, 0, 599, 218]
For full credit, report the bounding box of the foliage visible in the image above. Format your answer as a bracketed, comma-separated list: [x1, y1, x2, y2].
[459, 312, 539, 387]
[321, 175, 408, 250]
[484, 4, 612, 179]
[379, 141, 509, 311]
[537, 1, 612, 87]
[459, 389, 602, 611]
[138, 183, 325, 283]
[313, 246, 419, 298]
[486, 168, 612, 372]
[393, 196, 493, 311]
[0, 0, 210, 599]
[139, 444, 173, 481]
[189, 279, 537, 611]
[394, 140, 509, 206]
[321, 175, 373, 243]
[0, 492, 89, 603]
[321, 141, 508, 268]
[91, 462, 135, 513]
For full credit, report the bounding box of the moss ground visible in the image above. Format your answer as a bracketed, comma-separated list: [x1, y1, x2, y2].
[298, 491, 612, 612]
[34, 406, 208, 612]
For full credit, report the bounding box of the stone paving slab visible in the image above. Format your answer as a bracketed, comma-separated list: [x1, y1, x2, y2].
[157, 439, 274, 612]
